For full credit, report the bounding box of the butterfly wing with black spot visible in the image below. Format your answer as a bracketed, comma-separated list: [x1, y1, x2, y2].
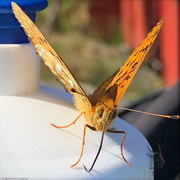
[12, 2, 91, 110]
[92, 20, 162, 107]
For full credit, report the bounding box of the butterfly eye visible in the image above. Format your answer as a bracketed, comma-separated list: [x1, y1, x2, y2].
[109, 109, 117, 121]
[96, 107, 104, 119]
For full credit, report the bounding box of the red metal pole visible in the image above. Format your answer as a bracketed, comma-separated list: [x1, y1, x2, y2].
[159, 0, 179, 86]
[119, 0, 133, 48]
[120, 0, 146, 49]
[131, 0, 146, 49]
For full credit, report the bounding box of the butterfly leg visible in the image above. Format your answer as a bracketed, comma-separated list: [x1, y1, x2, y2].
[107, 129, 132, 167]
[50, 112, 83, 128]
[71, 124, 91, 168]
[146, 146, 154, 157]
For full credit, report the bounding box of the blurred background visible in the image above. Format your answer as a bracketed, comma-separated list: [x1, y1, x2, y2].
[34, 0, 179, 179]
[36, 0, 179, 106]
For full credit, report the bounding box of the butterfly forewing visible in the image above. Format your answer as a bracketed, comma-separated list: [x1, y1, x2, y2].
[92, 20, 162, 106]
[12, 2, 91, 109]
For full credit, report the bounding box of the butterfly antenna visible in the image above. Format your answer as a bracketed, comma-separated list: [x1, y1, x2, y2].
[70, 88, 179, 120]
[116, 107, 179, 120]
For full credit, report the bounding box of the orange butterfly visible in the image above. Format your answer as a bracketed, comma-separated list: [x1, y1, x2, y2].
[12, 2, 170, 172]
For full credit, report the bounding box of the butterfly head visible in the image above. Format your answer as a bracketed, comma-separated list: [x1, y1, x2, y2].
[84, 99, 117, 131]
[94, 104, 117, 131]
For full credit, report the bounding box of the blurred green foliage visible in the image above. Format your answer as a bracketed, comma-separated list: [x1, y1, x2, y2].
[36, 0, 162, 104]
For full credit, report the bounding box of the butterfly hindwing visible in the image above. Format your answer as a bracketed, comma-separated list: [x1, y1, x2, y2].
[92, 20, 162, 106]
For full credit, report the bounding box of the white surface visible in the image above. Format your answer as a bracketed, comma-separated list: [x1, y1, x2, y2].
[25, 84, 74, 108]
[0, 44, 40, 95]
[0, 96, 153, 179]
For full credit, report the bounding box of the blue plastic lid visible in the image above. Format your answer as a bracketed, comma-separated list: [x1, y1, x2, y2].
[0, 0, 48, 44]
